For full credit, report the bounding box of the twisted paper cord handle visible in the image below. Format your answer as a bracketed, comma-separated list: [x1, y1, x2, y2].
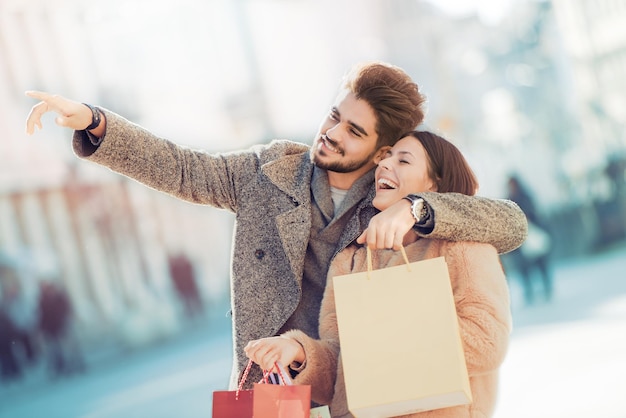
[274, 361, 293, 385]
[236, 359, 253, 399]
[366, 246, 411, 279]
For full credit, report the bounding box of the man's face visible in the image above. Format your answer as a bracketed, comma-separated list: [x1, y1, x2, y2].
[311, 91, 380, 176]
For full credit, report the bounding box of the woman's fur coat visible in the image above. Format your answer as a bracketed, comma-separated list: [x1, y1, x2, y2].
[285, 238, 512, 418]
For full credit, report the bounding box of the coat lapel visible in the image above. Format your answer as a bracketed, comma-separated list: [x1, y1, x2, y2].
[334, 184, 378, 258]
[262, 152, 313, 282]
[261, 151, 378, 280]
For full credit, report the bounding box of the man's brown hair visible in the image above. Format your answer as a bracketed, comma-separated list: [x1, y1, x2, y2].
[343, 62, 426, 148]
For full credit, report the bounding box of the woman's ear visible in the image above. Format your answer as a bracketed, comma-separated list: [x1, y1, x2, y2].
[373, 146, 391, 164]
[428, 177, 439, 192]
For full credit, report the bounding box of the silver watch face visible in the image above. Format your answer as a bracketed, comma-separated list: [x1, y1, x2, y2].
[410, 197, 423, 222]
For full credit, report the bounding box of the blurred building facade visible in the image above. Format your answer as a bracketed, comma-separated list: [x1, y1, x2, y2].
[381, 0, 626, 256]
[0, 0, 236, 352]
[552, 0, 626, 157]
[551, 0, 626, 248]
[1, 0, 625, 360]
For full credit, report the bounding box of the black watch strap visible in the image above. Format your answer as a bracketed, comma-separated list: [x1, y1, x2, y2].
[83, 103, 101, 131]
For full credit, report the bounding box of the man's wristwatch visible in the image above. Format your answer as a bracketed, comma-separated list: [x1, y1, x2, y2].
[403, 194, 427, 224]
[83, 103, 101, 131]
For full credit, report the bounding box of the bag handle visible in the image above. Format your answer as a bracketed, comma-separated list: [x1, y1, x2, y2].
[236, 359, 254, 399]
[240, 360, 286, 390]
[242, 360, 292, 393]
[260, 361, 293, 386]
[259, 361, 293, 386]
[274, 361, 293, 385]
[366, 246, 411, 279]
[239, 359, 289, 394]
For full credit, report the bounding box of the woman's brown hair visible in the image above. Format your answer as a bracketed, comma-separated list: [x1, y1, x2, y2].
[407, 131, 479, 196]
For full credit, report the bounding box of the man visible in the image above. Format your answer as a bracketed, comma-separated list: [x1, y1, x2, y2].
[26, 61, 527, 388]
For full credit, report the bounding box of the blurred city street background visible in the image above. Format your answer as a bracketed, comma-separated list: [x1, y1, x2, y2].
[1, 0, 625, 417]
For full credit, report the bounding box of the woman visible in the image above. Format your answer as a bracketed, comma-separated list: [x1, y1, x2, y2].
[245, 131, 512, 417]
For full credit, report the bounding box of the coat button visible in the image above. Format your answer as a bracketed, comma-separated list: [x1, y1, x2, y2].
[254, 249, 265, 259]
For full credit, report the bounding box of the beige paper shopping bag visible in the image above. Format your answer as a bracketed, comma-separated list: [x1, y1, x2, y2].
[333, 252, 471, 418]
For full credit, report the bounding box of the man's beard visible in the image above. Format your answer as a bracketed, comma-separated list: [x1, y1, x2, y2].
[311, 147, 377, 173]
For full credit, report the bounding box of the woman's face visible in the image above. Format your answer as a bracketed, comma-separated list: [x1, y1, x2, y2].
[373, 135, 436, 211]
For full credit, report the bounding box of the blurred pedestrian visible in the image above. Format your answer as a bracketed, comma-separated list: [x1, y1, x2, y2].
[168, 253, 204, 319]
[506, 174, 553, 304]
[37, 280, 85, 378]
[0, 303, 21, 382]
[0, 254, 39, 380]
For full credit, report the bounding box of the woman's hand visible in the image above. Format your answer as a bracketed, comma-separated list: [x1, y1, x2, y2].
[25, 91, 105, 137]
[357, 198, 415, 250]
[244, 336, 305, 373]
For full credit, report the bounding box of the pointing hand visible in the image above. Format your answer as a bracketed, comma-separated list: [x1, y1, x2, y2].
[25, 91, 101, 136]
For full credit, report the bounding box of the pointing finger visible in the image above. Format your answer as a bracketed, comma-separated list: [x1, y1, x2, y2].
[25, 90, 53, 101]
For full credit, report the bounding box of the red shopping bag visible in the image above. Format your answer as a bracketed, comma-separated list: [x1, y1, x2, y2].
[212, 360, 254, 417]
[253, 362, 311, 418]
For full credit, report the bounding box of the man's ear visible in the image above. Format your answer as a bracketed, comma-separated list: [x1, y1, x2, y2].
[373, 146, 391, 164]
